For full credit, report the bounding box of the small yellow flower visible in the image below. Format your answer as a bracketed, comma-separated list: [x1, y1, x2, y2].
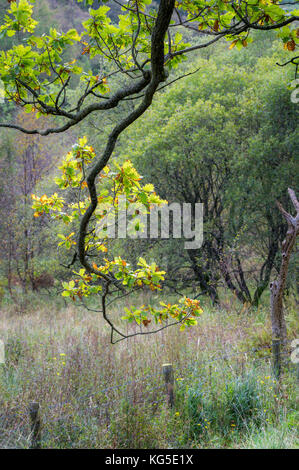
[175, 412, 180, 416]
[60, 353, 66, 356]
[231, 424, 236, 427]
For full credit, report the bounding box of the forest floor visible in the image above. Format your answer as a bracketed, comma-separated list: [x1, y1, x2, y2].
[0, 292, 298, 449]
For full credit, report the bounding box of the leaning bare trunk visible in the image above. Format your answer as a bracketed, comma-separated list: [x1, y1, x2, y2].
[270, 188, 299, 347]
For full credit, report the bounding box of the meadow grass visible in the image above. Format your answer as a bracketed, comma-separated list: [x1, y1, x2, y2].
[0, 292, 298, 448]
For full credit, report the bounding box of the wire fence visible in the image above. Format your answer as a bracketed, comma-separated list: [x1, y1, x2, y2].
[0, 341, 297, 449]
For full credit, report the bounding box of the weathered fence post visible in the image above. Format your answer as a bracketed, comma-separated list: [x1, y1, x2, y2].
[272, 339, 281, 380]
[162, 363, 174, 408]
[29, 402, 41, 449]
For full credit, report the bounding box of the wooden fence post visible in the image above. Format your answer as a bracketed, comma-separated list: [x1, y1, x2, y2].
[29, 402, 41, 449]
[162, 363, 174, 408]
[272, 339, 281, 380]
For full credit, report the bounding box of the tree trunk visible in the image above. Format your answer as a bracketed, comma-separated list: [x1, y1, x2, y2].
[270, 188, 299, 346]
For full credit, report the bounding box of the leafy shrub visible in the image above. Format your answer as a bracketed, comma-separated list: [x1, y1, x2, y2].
[177, 372, 263, 444]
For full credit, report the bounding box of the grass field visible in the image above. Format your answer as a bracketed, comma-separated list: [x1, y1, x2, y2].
[0, 292, 298, 449]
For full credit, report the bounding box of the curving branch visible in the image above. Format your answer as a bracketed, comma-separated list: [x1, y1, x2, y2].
[277, 56, 299, 67]
[231, 4, 298, 31]
[0, 73, 151, 135]
[101, 279, 195, 344]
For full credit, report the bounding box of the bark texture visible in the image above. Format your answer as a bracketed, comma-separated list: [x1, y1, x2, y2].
[270, 188, 299, 345]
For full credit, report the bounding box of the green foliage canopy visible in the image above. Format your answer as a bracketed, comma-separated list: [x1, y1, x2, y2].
[0, 0, 298, 339]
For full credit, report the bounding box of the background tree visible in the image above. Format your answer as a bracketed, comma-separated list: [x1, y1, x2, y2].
[0, 109, 73, 303]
